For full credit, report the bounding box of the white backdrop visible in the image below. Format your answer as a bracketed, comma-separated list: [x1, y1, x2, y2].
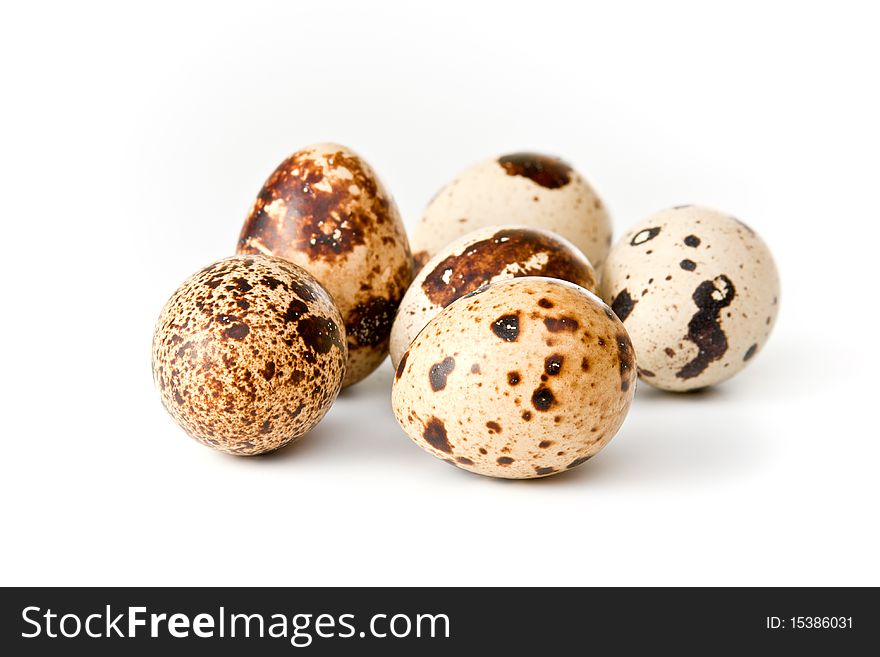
[2, 1, 878, 586]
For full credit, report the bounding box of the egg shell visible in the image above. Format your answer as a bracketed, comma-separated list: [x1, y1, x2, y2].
[152, 255, 347, 455]
[599, 205, 780, 391]
[409, 152, 612, 272]
[237, 143, 412, 387]
[391, 277, 635, 479]
[389, 225, 598, 369]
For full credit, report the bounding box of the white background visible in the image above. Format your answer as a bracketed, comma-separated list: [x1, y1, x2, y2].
[2, 1, 878, 586]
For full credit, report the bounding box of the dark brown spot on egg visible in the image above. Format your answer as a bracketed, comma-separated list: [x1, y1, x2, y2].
[684, 235, 701, 247]
[744, 343, 758, 361]
[507, 371, 521, 386]
[630, 227, 661, 246]
[297, 315, 344, 354]
[470, 363, 481, 374]
[680, 259, 697, 271]
[567, 455, 593, 469]
[456, 456, 474, 466]
[486, 421, 502, 434]
[289, 278, 317, 302]
[581, 357, 590, 371]
[531, 386, 556, 411]
[521, 410, 532, 421]
[543, 316, 579, 333]
[611, 289, 636, 322]
[346, 296, 396, 347]
[421, 228, 595, 307]
[260, 361, 276, 381]
[497, 153, 572, 189]
[260, 276, 285, 290]
[222, 322, 250, 341]
[544, 354, 564, 376]
[229, 277, 252, 293]
[395, 350, 409, 380]
[492, 313, 520, 341]
[677, 275, 736, 380]
[284, 298, 309, 323]
[535, 466, 556, 475]
[423, 417, 452, 453]
[539, 440, 553, 448]
[538, 298, 554, 309]
[429, 356, 456, 391]
[616, 333, 634, 391]
[638, 368, 655, 378]
[496, 456, 515, 465]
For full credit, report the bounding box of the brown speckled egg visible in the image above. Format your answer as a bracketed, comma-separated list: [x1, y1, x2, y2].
[237, 143, 412, 387]
[409, 152, 612, 272]
[600, 205, 780, 391]
[389, 225, 598, 370]
[391, 277, 635, 479]
[152, 255, 346, 455]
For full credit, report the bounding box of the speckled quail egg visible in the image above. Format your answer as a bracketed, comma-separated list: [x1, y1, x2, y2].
[600, 205, 780, 391]
[409, 152, 612, 272]
[237, 143, 412, 387]
[152, 255, 347, 455]
[389, 225, 598, 370]
[392, 277, 635, 479]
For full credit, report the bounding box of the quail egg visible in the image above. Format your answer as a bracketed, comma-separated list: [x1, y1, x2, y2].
[237, 143, 412, 387]
[152, 255, 346, 454]
[409, 152, 612, 272]
[600, 205, 780, 391]
[392, 277, 635, 479]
